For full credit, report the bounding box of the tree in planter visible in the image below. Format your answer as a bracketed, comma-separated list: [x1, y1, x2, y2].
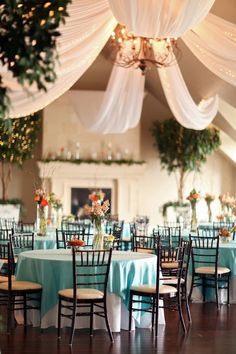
[150, 119, 221, 203]
[0, 114, 41, 202]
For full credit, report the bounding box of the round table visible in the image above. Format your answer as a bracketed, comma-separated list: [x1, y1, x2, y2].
[16, 250, 165, 331]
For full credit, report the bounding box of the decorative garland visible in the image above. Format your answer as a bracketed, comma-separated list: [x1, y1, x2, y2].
[41, 158, 146, 166]
[0, 199, 23, 205]
[0, 0, 71, 120]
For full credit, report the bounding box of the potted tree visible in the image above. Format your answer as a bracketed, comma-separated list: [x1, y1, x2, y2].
[151, 118, 221, 220]
[0, 114, 41, 221]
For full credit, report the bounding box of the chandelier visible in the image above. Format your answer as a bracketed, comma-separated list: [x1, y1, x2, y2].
[111, 25, 180, 74]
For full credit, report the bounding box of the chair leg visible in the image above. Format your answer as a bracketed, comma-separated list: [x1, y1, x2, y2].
[57, 297, 62, 339]
[7, 294, 13, 334]
[152, 297, 155, 329]
[128, 292, 133, 332]
[177, 293, 186, 334]
[183, 284, 192, 323]
[188, 274, 194, 302]
[227, 275, 230, 305]
[202, 276, 206, 303]
[215, 277, 219, 309]
[90, 303, 94, 336]
[154, 296, 159, 337]
[23, 295, 27, 329]
[103, 301, 114, 343]
[69, 301, 77, 346]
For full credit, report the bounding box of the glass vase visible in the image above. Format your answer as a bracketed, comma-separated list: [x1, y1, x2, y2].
[93, 219, 104, 250]
[37, 205, 48, 236]
[52, 208, 62, 229]
[207, 203, 212, 223]
[190, 203, 198, 232]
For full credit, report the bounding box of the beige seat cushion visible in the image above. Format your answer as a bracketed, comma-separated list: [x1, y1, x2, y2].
[161, 261, 178, 269]
[58, 288, 104, 300]
[195, 266, 230, 275]
[0, 275, 16, 283]
[162, 276, 184, 285]
[137, 249, 154, 254]
[131, 284, 177, 295]
[0, 281, 42, 291]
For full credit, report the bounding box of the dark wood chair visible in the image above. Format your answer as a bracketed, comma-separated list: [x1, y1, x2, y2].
[10, 231, 34, 257]
[132, 234, 158, 253]
[56, 227, 89, 249]
[0, 243, 42, 333]
[129, 237, 188, 336]
[162, 239, 192, 322]
[57, 248, 113, 345]
[189, 235, 230, 308]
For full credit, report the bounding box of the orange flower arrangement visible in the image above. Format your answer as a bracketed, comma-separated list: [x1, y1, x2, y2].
[67, 239, 85, 247]
[219, 228, 231, 237]
[34, 189, 49, 207]
[186, 189, 201, 204]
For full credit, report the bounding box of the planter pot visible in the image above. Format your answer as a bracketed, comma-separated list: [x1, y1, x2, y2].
[0, 204, 21, 223]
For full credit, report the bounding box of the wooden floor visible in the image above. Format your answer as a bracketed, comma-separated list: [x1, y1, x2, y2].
[0, 303, 235, 354]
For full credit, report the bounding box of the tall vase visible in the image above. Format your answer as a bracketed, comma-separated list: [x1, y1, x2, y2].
[93, 219, 104, 250]
[207, 203, 212, 223]
[52, 208, 62, 229]
[37, 205, 48, 236]
[191, 203, 198, 232]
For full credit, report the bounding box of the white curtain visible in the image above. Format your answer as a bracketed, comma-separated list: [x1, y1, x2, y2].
[71, 65, 145, 133]
[3, 0, 117, 118]
[158, 63, 219, 130]
[108, 0, 215, 38]
[182, 13, 236, 87]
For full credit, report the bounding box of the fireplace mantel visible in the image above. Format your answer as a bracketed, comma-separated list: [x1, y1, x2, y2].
[38, 161, 146, 221]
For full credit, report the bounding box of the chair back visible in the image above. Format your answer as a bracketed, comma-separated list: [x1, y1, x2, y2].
[153, 226, 171, 247]
[132, 234, 159, 254]
[189, 235, 219, 274]
[16, 221, 35, 232]
[179, 239, 192, 284]
[0, 228, 12, 242]
[0, 243, 10, 276]
[72, 248, 112, 297]
[197, 227, 216, 237]
[56, 227, 93, 249]
[10, 231, 34, 256]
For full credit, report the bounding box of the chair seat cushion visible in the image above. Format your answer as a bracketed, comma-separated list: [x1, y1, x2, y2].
[131, 284, 177, 295]
[0, 275, 16, 283]
[161, 261, 178, 269]
[137, 249, 154, 254]
[195, 266, 230, 275]
[0, 280, 42, 291]
[162, 276, 184, 285]
[58, 288, 104, 300]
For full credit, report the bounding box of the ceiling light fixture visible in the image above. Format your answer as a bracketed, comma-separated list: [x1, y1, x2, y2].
[111, 25, 181, 74]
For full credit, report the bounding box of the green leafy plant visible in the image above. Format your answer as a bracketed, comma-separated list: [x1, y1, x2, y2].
[151, 119, 221, 202]
[0, 0, 71, 119]
[0, 114, 41, 201]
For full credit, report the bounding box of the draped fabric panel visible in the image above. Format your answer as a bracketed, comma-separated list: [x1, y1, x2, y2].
[108, 0, 215, 38]
[70, 65, 145, 133]
[158, 63, 219, 130]
[182, 14, 236, 87]
[3, 0, 117, 118]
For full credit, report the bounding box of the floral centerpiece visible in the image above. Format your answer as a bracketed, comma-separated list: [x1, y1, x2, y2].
[83, 190, 110, 250]
[49, 192, 63, 228]
[34, 189, 49, 236]
[67, 239, 85, 250]
[204, 193, 215, 222]
[219, 227, 232, 242]
[186, 189, 201, 231]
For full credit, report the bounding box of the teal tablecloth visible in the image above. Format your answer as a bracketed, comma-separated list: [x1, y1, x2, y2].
[16, 250, 157, 318]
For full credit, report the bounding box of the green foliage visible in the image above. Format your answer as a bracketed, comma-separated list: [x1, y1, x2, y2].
[41, 158, 146, 166]
[0, 114, 41, 164]
[0, 0, 71, 119]
[0, 198, 22, 205]
[150, 119, 221, 174]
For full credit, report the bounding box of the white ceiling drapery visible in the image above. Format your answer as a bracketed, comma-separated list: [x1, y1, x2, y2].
[70, 64, 145, 133]
[108, 0, 215, 38]
[182, 13, 236, 87]
[1, 0, 236, 133]
[158, 63, 219, 130]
